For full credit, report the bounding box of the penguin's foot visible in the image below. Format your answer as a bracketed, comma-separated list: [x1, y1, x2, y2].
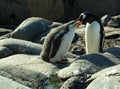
[58, 56, 68, 63]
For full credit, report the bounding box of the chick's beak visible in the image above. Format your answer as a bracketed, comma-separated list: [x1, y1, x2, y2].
[77, 20, 83, 27]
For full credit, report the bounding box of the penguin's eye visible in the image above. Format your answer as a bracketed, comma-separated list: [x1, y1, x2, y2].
[79, 14, 86, 21]
[82, 14, 86, 20]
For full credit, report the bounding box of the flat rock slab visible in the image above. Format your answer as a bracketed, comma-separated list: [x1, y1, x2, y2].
[0, 54, 60, 89]
[105, 47, 120, 59]
[0, 28, 12, 36]
[58, 60, 97, 79]
[87, 64, 120, 89]
[60, 76, 87, 89]
[58, 47, 120, 79]
[0, 75, 31, 89]
[87, 76, 120, 89]
[0, 46, 14, 58]
[88, 64, 120, 81]
[76, 47, 120, 68]
[0, 38, 42, 58]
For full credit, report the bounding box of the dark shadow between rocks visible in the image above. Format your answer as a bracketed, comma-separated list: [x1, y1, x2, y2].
[105, 34, 120, 39]
[60, 76, 87, 89]
[75, 53, 116, 69]
[104, 47, 120, 59]
[52, 62, 71, 69]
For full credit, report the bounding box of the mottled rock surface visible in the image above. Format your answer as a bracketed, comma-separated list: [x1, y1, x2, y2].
[60, 76, 87, 89]
[0, 38, 42, 58]
[87, 76, 120, 89]
[58, 60, 97, 79]
[11, 17, 52, 41]
[0, 28, 12, 36]
[0, 75, 31, 89]
[0, 54, 60, 89]
[87, 64, 120, 89]
[101, 15, 120, 27]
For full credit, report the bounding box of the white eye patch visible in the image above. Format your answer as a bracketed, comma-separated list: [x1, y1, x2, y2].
[81, 13, 86, 19]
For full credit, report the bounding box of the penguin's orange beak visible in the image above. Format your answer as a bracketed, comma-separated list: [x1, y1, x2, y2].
[77, 20, 83, 27]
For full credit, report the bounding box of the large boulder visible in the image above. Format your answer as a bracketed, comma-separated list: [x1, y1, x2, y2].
[87, 76, 120, 89]
[11, 17, 62, 42]
[0, 0, 64, 25]
[0, 54, 61, 89]
[58, 47, 120, 79]
[11, 17, 52, 41]
[0, 0, 29, 25]
[62, 0, 120, 22]
[87, 64, 120, 89]
[0, 28, 12, 36]
[27, 0, 64, 21]
[0, 38, 42, 58]
[60, 76, 87, 89]
[101, 15, 120, 27]
[0, 75, 31, 89]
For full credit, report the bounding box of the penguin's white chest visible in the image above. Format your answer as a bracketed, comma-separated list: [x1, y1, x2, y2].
[50, 29, 75, 62]
[85, 21, 101, 54]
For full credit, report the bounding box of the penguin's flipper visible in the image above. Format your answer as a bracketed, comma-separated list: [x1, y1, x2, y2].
[49, 32, 65, 58]
[99, 26, 105, 52]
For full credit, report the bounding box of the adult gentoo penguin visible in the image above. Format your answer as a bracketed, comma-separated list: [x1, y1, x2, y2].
[40, 20, 80, 63]
[77, 12, 105, 54]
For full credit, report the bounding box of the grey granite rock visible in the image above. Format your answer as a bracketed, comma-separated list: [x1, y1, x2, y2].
[0, 46, 14, 58]
[101, 15, 120, 27]
[0, 38, 42, 58]
[104, 27, 120, 39]
[105, 47, 120, 59]
[87, 64, 120, 89]
[43, 75, 63, 89]
[107, 15, 120, 28]
[58, 60, 97, 79]
[0, 28, 12, 36]
[87, 76, 120, 89]
[0, 0, 29, 25]
[107, 18, 120, 27]
[88, 64, 120, 81]
[11, 17, 52, 41]
[0, 75, 31, 89]
[0, 54, 60, 89]
[101, 15, 111, 26]
[0, 0, 64, 25]
[76, 52, 120, 69]
[28, 0, 64, 21]
[58, 47, 120, 79]
[60, 76, 87, 89]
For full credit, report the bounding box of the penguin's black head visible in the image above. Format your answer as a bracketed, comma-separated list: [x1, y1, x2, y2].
[77, 12, 100, 25]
